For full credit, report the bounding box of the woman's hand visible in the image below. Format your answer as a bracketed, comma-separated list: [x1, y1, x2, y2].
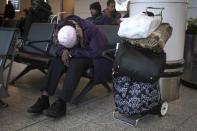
[61, 49, 71, 66]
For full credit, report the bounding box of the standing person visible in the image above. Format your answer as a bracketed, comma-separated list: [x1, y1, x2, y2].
[103, 0, 121, 25]
[123, 1, 130, 18]
[17, 9, 29, 36]
[22, 0, 52, 39]
[4, 1, 15, 19]
[27, 15, 112, 118]
[86, 2, 112, 25]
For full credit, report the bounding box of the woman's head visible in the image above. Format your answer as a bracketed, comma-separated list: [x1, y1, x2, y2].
[57, 25, 77, 48]
[89, 2, 102, 17]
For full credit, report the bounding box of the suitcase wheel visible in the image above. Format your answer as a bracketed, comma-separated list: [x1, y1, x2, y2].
[160, 101, 168, 116]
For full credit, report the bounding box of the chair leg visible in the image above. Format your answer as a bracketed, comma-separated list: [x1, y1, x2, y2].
[10, 65, 36, 84]
[102, 82, 112, 92]
[0, 67, 9, 98]
[72, 80, 95, 104]
[0, 100, 8, 108]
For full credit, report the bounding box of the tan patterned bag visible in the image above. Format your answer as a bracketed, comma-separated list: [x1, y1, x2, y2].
[127, 23, 172, 52]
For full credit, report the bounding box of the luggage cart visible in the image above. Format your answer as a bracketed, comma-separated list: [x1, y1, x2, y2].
[103, 43, 169, 126]
[103, 7, 172, 126]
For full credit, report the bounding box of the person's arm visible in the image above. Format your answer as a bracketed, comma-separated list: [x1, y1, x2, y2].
[96, 15, 113, 25]
[4, 5, 8, 18]
[112, 11, 121, 25]
[70, 29, 106, 58]
[56, 44, 66, 56]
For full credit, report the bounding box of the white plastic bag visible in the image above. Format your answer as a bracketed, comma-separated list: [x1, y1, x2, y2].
[118, 13, 161, 39]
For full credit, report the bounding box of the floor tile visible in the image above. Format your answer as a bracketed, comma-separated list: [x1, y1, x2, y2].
[175, 113, 197, 131]
[37, 115, 88, 131]
[69, 122, 116, 131]
[19, 124, 55, 131]
[0, 109, 46, 131]
[90, 113, 130, 131]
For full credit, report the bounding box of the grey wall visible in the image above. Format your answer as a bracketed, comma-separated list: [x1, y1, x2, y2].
[74, 0, 197, 19]
[188, 0, 197, 18]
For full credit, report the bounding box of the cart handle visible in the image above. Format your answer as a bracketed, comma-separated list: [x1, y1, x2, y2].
[146, 7, 165, 21]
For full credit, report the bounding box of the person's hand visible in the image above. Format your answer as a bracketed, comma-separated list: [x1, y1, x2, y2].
[61, 49, 71, 66]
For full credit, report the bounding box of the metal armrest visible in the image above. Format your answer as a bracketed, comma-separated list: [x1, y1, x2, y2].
[28, 40, 51, 44]
[102, 48, 116, 62]
[15, 52, 50, 63]
[19, 39, 52, 55]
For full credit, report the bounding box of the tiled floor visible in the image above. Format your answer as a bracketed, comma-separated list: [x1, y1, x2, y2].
[1, 62, 197, 131]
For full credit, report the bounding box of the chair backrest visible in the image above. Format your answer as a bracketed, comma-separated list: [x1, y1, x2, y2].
[97, 25, 122, 48]
[0, 28, 17, 66]
[22, 23, 56, 56]
[0, 28, 16, 56]
[1, 20, 18, 28]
